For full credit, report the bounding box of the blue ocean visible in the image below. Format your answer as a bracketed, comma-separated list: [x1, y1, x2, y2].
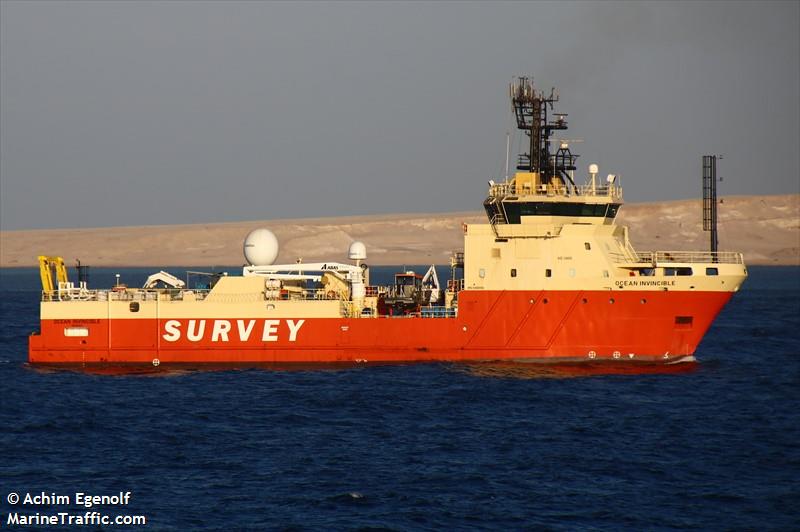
[1, 265, 798, 530]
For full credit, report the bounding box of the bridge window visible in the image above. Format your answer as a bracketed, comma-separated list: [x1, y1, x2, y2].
[501, 202, 620, 223]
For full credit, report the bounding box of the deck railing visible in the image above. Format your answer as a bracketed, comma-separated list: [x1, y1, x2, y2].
[420, 307, 457, 318]
[41, 288, 211, 302]
[41, 283, 466, 304]
[611, 251, 744, 265]
[488, 182, 622, 200]
[447, 279, 465, 292]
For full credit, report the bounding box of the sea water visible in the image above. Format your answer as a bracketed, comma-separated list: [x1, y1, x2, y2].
[1, 266, 798, 530]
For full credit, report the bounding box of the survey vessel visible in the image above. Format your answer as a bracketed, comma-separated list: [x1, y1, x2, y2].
[29, 77, 747, 366]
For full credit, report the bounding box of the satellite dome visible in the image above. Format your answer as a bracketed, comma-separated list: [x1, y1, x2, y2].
[243, 228, 279, 266]
[348, 241, 367, 261]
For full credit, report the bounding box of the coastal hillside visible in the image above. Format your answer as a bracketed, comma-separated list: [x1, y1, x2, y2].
[1, 194, 797, 267]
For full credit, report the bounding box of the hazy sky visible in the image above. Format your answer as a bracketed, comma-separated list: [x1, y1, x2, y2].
[1, 1, 798, 230]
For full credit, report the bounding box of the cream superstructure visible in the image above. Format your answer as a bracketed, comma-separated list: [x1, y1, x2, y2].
[466, 174, 746, 294]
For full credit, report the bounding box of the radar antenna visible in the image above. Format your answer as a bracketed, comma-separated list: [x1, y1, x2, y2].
[510, 77, 578, 188]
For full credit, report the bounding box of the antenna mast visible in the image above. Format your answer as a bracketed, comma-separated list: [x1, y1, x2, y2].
[509, 77, 575, 187]
[504, 131, 510, 179]
[702, 155, 719, 255]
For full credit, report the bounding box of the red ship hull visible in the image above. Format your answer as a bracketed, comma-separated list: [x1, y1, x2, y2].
[29, 290, 732, 365]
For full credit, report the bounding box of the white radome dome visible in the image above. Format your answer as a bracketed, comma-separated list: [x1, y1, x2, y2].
[348, 241, 367, 261]
[243, 228, 279, 266]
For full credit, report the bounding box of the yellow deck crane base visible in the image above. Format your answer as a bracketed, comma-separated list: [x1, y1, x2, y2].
[38, 256, 68, 293]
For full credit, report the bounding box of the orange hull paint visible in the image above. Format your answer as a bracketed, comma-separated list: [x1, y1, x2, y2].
[29, 290, 732, 365]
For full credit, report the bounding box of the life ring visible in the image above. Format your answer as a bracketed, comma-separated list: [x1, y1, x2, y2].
[326, 290, 337, 299]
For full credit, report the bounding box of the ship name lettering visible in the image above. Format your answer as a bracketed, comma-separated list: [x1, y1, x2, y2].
[262, 319, 280, 341]
[287, 319, 305, 341]
[186, 319, 205, 342]
[614, 280, 677, 287]
[237, 319, 256, 341]
[211, 320, 232, 342]
[161, 319, 304, 343]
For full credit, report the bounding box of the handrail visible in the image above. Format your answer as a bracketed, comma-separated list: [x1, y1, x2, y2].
[447, 279, 465, 292]
[611, 251, 744, 265]
[489, 213, 505, 225]
[488, 182, 623, 200]
[42, 282, 470, 304]
[420, 306, 457, 318]
[42, 288, 211, 302]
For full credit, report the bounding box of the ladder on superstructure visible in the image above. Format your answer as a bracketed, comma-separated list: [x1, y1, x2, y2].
[702, 155, 719, 255]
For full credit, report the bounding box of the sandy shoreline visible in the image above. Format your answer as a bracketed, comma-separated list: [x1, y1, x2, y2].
[1, 194, 797, 268]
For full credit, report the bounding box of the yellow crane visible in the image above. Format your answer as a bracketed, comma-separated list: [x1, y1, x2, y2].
[38, 256, 68, 293]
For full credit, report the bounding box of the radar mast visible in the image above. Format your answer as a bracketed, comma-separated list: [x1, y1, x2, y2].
[510, 77, 577, 188]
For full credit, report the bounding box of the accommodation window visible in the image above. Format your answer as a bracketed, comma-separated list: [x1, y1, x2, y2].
[584, 242, 591, 250]
[665, 267, 693, 276]
[545, 269, 552, 277]
[511, 268, 517, 278]
[706, 267, 719, 276]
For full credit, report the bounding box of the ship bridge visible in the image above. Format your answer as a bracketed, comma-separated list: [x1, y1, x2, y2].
[484, 77, 624, 233]
[462, 76, 745, 297]
[484, 174, 623, 227]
